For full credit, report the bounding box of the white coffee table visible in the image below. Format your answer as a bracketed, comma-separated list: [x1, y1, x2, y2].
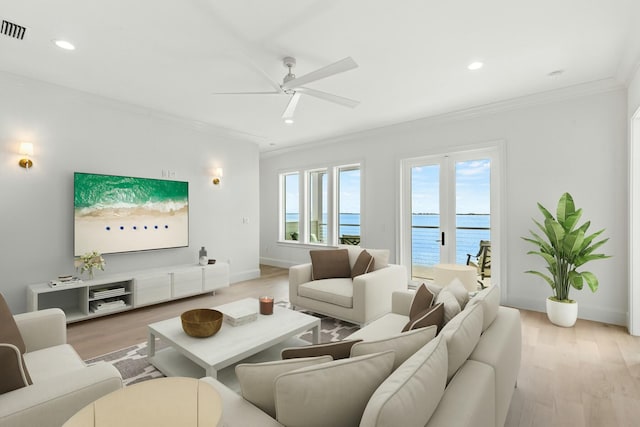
[147, 298, 320, 379]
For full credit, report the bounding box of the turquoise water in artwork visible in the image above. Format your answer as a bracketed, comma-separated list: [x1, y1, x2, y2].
[286, 213, 490, 266]
[74, 173, 188, 214]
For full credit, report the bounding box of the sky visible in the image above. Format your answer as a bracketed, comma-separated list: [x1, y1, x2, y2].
[412, 159, 490, 214]
[285, 169, 360, 214]
[285, 160, 489, 215]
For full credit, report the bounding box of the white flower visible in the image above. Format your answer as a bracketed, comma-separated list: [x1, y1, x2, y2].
[75, 251, 106, 275]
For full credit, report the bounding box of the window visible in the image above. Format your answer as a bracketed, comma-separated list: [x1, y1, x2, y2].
[279, 164, 361, 245]
[282, 173, 300, 241]
[308, 169, 328, 244]
[337, 166, 361, 245]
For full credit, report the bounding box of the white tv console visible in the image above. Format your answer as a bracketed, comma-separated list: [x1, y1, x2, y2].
[26, 262, 229, 323]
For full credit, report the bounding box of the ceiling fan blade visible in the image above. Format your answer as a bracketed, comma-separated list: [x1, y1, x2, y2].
[296, 87, 359, 108]
[282, 93, 301, 119]
[282, 57, 358, 90]
[211, 91, 282, 95]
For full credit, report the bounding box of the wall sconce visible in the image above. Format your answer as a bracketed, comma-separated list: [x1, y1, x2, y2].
[212, 168, 223, 186]
[18, 142, 34, 169]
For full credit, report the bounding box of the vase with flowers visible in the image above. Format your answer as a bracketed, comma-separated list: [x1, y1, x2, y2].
[75, 251, 106, 280]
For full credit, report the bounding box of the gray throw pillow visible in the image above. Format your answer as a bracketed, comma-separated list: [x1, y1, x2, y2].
[434, 288, 461, 325]
[274, 351, 396, 427]
[350, 325, 437, 371]
[235, 355, 332, 418]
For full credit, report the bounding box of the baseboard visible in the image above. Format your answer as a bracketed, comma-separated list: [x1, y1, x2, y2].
[260, 257, 297, 269]
[230, 268, 261, 283]
[506, 295, 627, 326]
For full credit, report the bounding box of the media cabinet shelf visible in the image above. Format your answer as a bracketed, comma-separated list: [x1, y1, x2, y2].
[27, 262, 229, 323]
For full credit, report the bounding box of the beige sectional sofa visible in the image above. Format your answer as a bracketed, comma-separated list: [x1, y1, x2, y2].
[0, 308, 123, 427]
[288, 246, 407, 327]
[201, 285, 521, 427]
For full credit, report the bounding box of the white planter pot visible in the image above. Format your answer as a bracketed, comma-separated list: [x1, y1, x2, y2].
[546, 297, 578, 327]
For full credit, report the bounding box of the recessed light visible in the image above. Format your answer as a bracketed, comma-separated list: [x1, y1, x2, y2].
[284, 119, 294, 125]
[54, 40, 75, 50]
[467, 61, 483, 71]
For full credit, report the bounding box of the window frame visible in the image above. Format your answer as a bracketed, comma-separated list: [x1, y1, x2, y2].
[278, 163, 361, 247]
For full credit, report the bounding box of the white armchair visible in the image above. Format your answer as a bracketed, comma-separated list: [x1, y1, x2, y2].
[0, 308, 123, 427]
[289, 247, 408, 327]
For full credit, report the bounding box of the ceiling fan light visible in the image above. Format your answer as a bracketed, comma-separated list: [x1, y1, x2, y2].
[54, 39, 76, 50]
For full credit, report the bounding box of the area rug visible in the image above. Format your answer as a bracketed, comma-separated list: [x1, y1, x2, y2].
[85, 307, 359, 386]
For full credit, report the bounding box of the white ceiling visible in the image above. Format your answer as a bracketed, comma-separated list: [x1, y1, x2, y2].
[2, 1, 640, 152]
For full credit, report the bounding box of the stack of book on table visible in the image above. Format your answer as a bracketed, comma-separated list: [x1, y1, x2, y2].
[90, 297, 126, 313]
[221, 305, 258, 326]
[90, 287, 125, 299]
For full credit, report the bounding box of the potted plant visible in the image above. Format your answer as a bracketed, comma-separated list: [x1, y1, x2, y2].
[522, 192, 610, 327]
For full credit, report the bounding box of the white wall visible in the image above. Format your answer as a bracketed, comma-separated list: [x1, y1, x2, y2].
[261, 84, 628, 325]
[0, 71, 260, 313]
[627, 65, 640, 334]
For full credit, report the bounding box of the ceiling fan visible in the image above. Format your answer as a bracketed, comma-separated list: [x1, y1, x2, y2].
[213, 56, 359, 121]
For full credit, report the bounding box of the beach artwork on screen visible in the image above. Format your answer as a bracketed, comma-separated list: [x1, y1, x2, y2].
[74, 173, 189, 256]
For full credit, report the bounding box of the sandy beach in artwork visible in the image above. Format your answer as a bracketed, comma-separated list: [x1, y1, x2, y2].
[74, 207, 189, 255]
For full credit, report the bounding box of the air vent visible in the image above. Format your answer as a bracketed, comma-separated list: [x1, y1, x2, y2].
[1, 19, 27, 40]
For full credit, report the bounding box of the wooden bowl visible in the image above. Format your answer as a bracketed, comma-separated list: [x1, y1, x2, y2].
[180, 309, 223, 338]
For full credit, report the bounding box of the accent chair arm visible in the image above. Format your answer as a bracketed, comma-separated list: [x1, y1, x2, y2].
[13, 308, 67, 352]
[288, 263, 313, 303]
[0, 362, 122, 427]
[352, 264, 408, 325]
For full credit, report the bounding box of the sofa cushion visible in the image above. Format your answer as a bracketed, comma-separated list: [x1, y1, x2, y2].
[360, 335, 447, 427]
[351, 250, 374, 278]
[350, 325, 437, 371]
[310, 249, 351, 280]
[274, 351, 395, 427]
[235, 355, 332, 418]
[348, 313, 410, 342]
[298, 278, 353, 308]
[446, 278, 470, 309]
[440, 302, 484, 382]
[434, 288, 461, 324]
[402, 302, 444, 333]
[281, 339, 362, 360]
[0, 293, 32, 394]
[465, 285, 500, 332]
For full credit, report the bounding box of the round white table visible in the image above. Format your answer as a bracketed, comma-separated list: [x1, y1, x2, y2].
[63, 377, 222, 427]
[432, 263, 478, 292]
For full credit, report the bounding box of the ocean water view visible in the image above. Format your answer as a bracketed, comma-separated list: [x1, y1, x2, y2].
[285, 213, 490, 267]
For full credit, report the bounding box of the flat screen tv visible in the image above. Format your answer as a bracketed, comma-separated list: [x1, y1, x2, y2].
[74, 172, 189, 256]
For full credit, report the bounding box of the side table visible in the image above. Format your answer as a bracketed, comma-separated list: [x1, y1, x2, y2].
[62, 377, 222, 427]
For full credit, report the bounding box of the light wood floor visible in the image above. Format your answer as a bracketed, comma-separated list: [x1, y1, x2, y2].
[67, 265, 640, 427]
